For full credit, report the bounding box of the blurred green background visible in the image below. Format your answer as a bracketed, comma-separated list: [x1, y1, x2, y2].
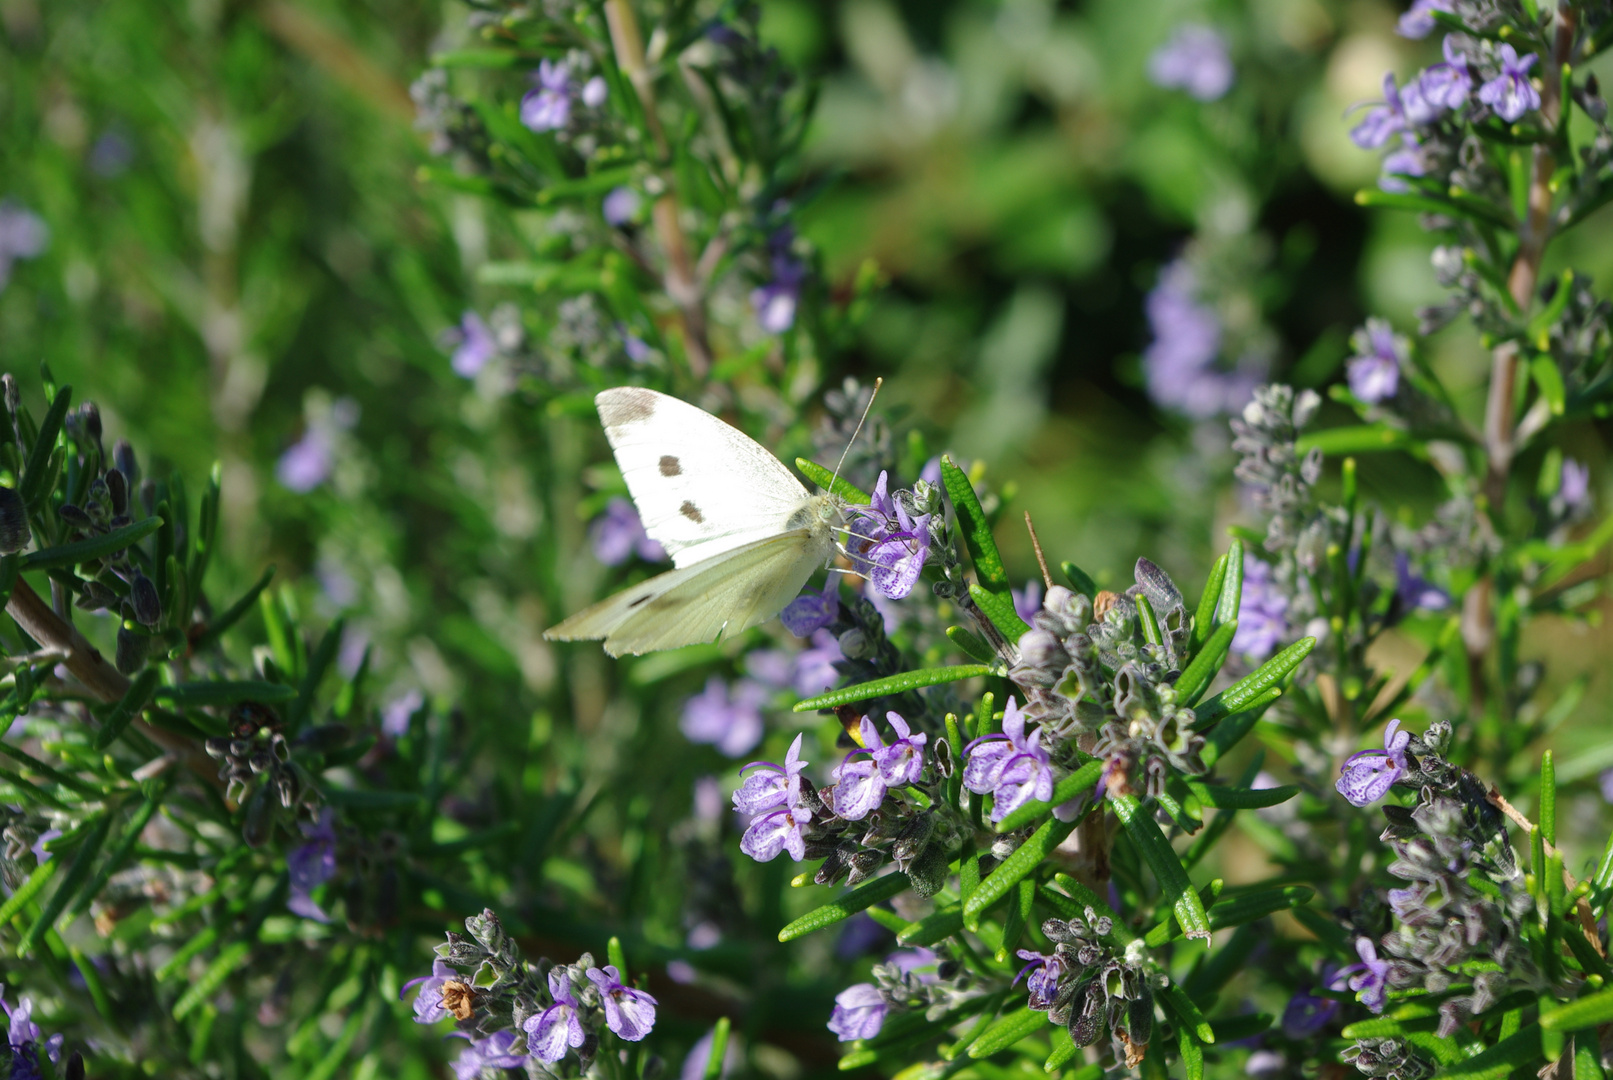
[3, 3, 1612, 1056]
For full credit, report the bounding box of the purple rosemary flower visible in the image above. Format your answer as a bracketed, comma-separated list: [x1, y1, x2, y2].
[587, 965, 657, 1041]
[382, 689, 425, 738]
[1148, 26, 1233, 101]
[1351, 74, 1414, 149]
[751, 253, 806, 334]
[1600, 768, 1613, 804]
[603, 186, 641, 226]
[1339, 937, 1393, 1012]
[782, 578, 840, 637]
[1477, 45, 1540, 123]
[681, 676, 767, 758]
[451, 1031, 526, 1079]
[792, 630, 843, 697]
[1346, 318, 1407, 403]
[276, 428, 335, 493]
[1560, 458, 1591, 510]
[827, 983, 887, 1041]
[1142, 260, 1262, 417]
[590, 497, 667, 566]
[1379, 135, 1430, 194]
[1281, 986, 1340, 1038]
[0, 988, 62, 1070]
[1419, 36, 1473, 109]
[29, 829, 61, 864]
[1336, 718, 1411, 806]
[1012, 580, 1043, 624]
[962, 697, 1055, 823]
[847, 472, 932, 600]
[1396, 0, 1452, 38]
[0, 201, 48, 292]
[735, 734, 812, 861]
[526, 969, 587, 1062]
[831, 713, 926, 820]
[581, 76, 607, 108]
[401, 959, 457, 1024]
[621, 327, 653, 364]
[450, 311, 496, 378]
[1394, 553, 1450, 611]
[287, 807, 337, 922]
[521, 60, 575, 133]
[1232, 553, 1287, 659]
[90, 130, 135, 176]
[1014, 950, 1067, 1011]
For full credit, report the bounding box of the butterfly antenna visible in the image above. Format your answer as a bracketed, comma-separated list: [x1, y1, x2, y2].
[829, 377, 883, 491]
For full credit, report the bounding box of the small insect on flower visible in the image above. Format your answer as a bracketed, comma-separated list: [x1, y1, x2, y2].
[439, 979, 479, 1021]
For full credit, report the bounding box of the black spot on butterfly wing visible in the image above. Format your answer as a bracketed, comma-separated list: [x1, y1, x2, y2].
[659, 455, 681, 476]
[680, 501, 704, 523]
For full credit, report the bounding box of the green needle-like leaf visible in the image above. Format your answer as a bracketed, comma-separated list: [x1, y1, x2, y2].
[1174, 619, 1237, 704]
[794, 459, 871, 504]
[22, 517, 161, 570]
[777, 872, 911, 941]
[793, 665, 993, 712]
[995, 758, 1102, 833]
[966, 1006, 1048, 1059]
[941, 456, 1008, 590]
[965, 814, 1077, 928]
[1111, 793, 1211, 941]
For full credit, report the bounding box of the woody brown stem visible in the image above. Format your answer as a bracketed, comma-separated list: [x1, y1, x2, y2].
[1465, 5, 1578, 709]
[1485, 783, 1603, 957]
[604, 0, 713, 378]
[6, 576, 219, 788]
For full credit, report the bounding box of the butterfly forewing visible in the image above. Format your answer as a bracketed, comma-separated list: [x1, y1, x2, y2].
[596, 388, 814, 569]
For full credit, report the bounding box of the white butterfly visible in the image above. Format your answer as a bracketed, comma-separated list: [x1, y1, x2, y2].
[544, 388, 848, 656]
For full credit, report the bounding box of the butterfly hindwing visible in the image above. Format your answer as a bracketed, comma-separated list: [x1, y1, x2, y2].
[545, 531, 831, 656]
[596, 388, 813, 569]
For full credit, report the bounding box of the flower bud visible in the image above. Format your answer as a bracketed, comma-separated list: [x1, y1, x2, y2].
[113, 439, 139, 487]
[0, 486, 29, 554]
[104, 467, 128, 516]
[114, 624, 150, 675]
[130, 572, 162, 627]
[242, 784, 276, 848]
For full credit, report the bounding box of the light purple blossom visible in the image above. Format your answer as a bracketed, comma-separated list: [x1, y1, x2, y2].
[1478, 45, 1540, 123]
[1600, 768, 1613, 804]
[1339, 937, 1393, 1012]
[1232, 553, 1287, 659]
[847, 472, 932, 600]
[29, 828, 61, 864]
[581, 76, 608, 108]
[1281, 985, 1340, 1037]
[1351, 74, 1414, 150]
[751, 253, 806, 334]
[90, 130, 135, 177]
[1346, 318, 1407, 403]
[830, 712, 927, 820]
[1397, 0, 1452, 38]
[1148, 26, 1234, 101]
[0, 987, 61, 1072]
[452, 1031, 526, 1079]
[1379, 135, 1430, 194]
[827, 983, 887, 1041]
[781, 578, 840, 637]
[1014, 949, 1067, 1011]
[276, 428, 335, 493]
[401, 959, 457, 1024]
[0, 201, 48, 292]
[586, 965, 657, 1041]
[962, 697, 1055, 823]
[451, 311, 496, 378]
[1336, 718, 1411, 806]
[1012, 580, 1043, 624]
[1394, 553, 1450, 612]
[382, 689, 425, 738]
[521, 60, 576, 133]
[603, 186, 641, 226]
[735, 734, 812, 862]
[590, 497, 667, 566]
[287, 807, 337, 922]
[681, 1027, 741, 1080]
[681, 677, 767, 758]
[1560, 458, 1591, 510]
[792, 630, 843, 698]
[621, 327, 654, 363]
[1142, 260, 1261, 418]
[526, 968, 587, 1062]
[1419, 36, 1473, 109]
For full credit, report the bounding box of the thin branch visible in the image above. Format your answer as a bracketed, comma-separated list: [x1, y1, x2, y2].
[604, 0, 713, 378]
[6, 576, 220, 789]
[1485, 783, 1604, 957]
[1024, 512, 1053, 592]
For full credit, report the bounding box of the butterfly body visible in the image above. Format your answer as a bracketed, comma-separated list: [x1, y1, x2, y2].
[545, 388, 845, 656]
